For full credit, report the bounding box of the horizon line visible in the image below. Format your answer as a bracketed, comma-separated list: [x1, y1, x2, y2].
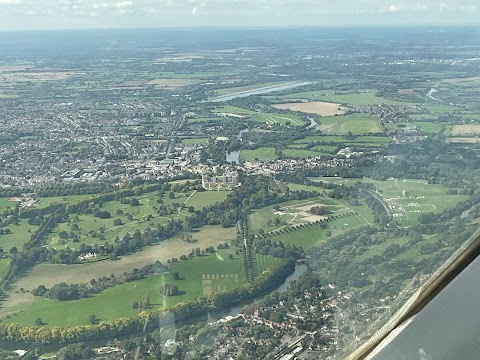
[1, 24, 480, 34]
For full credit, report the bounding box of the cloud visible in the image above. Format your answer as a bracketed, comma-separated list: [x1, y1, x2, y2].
[440, 1, 448, 12]
[191, 6, 197, 15]
[388, 4, 400, 12]
[0, 0, 21, 5]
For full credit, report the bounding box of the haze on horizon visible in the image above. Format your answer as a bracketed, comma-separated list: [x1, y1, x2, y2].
[0, 0, 479, 32]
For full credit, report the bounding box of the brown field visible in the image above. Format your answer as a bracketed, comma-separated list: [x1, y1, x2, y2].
[447, 137, 480, 144]
[398, 89, 417, 95]
[0, 65, 34, 72]
[9, 226, 235, 291]
[147, 78, 199, 87]
[451, 124, 480, 135]
[443, 76, 480, 84]
[0, 71, 84, 82]
[272, 101, 347, 116]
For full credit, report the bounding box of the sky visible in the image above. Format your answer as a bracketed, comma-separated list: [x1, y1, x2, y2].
[0, 0, 479, 31]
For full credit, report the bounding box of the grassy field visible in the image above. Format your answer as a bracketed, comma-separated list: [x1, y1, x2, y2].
[317, 114, 383, 134]
[239, 147, 277, 162]
[3, 250, 244, 327]
[181, 138, 209, 144]
[45, 189, 231, 251]
[271, 101, 347, 116]
[254, 254, 281, 278]
[282, 148, 324, 159]
[0, 258, 11, 279]
[309, 177, 469, 226]
[0, 198, 16, 212]
[265, 212, 368, 250]
[250, 112, 304, 126]
[184, 191, 231, 209]
[413, 122, 444, 133]
[213, 105, 255, 116]
[36, 194, 97, 208]
[0, 219, 38, 251]
[278, 90, 413, 105]
[6, 226, 238, 305]
[215, 82, 284, 95]
[147, 78, 199, 87]
[249, 194, 372, 242]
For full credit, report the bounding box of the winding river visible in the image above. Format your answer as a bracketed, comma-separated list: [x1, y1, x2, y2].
[0, 264, 308, 353]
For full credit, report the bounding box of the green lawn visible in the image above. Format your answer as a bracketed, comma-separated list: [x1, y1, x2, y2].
[265, 212, 368, 250]
[4, 250, 245, 327]
[361, 178, 469, 226]
[282, 148, 323, 159]
[0, 198, 17, 212]
[0, 258, 11, 279]
[413, 122, 444, 133]
[279, 90, 414, 105]
[184, 191, 231, 209]
[0, 219, 38, 251]
[181, 138, 209, 144]
[188, 117, 225, 123]
[46, 190, 202, 250]
[213, 105, 255, 116]
[36, 194, 97, 208]
[250, 113, 304, 126]
[240, 147, 277, 162]
[317, 114, 383, 134]
[254, 254, 281, 278]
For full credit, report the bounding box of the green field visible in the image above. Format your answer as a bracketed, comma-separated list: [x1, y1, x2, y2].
[282, 148, 323, 159]
[46, 189, 231, 250]
[36, 194, 97, 208]
[413, 122, 444, 133]
[239, 147, 277, 162]
[317, 114, 383, 134]
[279, 90, 414, 105]
[266, 212, 368, 250]
[0, 198, 16, 212]
[0, 258, 11, 279]
[4, 250, 244, 327]
[250, 112, 304, 126]
[249, 195, 372, 246]
[184, 191, 231, 209]
[254, 254, 281, 278]
[181, 138, 209, 144]
[213, 105, 255, 116]
[188, 117, 225, 123]
[359, 178, 469, 226]
[0, 219, 38, 251]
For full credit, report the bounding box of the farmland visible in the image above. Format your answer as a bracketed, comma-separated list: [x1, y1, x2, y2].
[311, 177, 470, 227]
[239, 147, 277, 162]
[271, 101, 347, 116]
[316, 114, 383, 134]
[277, 90, 413, 105]
[3, 250, 245, 327]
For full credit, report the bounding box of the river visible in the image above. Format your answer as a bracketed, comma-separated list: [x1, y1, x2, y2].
[0, 264, 308, 353]
[426, 88, 443, 102]
[226, 126, 250, 164]
[209, 81, 312, 103]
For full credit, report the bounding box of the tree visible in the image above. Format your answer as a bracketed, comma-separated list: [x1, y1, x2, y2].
[59, 231, 69, 239]
[159, 284, 180, 296]
[168, 192, 175, 199]
[130, 198, 140, 206]
[113, 218, 123, 226]
[88, 314, 97, 324]
[35, 318, 44, 326]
